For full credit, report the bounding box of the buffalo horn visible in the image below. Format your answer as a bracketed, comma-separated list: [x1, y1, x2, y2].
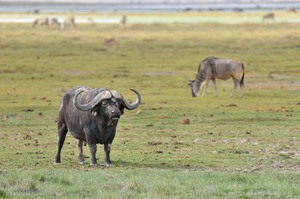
[74, 89, 112, 111]
[120, 89, 141, 110]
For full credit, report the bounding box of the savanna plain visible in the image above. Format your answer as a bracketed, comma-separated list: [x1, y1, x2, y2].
[0, 12, 300, 198]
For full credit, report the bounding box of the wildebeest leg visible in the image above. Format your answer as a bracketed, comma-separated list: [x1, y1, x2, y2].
[104, 143, 112, 167]
[200, 80, 209, 97]
[54, 123, 68, 163]
[239, 83, 243, 97]
[212, 79, 218, 97]
[77, 140, 85, 164]
[230, 78, 238, 97]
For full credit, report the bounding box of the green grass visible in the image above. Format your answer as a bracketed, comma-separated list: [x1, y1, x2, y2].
[1, 169, 300, 198]
[0, 12, 300, 198]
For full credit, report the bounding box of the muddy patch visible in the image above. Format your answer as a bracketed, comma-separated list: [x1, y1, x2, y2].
[61, 70, 95, 76]
[140, 71, 177, 76]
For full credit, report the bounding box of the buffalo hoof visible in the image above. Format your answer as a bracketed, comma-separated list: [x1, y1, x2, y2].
[78, 161, 85, 165]
[54, 158, 61, 164]
[78, 156, 85, 164]
[105, 163, 112, 167]
[89, 163, 98, 167]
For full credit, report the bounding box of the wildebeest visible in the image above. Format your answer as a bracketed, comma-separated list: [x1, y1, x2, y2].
[189, 57, 245, 97]
[54, 86, 141, 167]
[62, 16, 76, 29]
[262, 12, 275, 22]
[50, 18, 61, 29]
[32, 17, 49, 28]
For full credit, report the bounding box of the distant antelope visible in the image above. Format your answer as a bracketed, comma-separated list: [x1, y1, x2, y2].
[62, 16, 76, 29]
[51, 18, 61, 29]
[287, 8, 297, 14]
[120, 15, 127, 29]
[262, 12, 275, 22]
[189, 57, 245, 97]
[104, 38, 116, 46]
[32, 17, 49, 28]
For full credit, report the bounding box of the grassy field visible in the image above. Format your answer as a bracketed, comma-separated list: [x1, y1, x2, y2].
[0, 12, 300, 198]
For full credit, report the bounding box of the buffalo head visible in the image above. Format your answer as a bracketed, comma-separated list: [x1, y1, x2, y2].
[73, 88, 141, 126]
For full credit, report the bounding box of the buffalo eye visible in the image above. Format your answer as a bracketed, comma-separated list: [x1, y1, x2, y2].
[101, 100, 108, 106]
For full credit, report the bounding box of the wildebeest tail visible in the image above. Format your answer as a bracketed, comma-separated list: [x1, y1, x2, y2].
[240, 63, 245, 87]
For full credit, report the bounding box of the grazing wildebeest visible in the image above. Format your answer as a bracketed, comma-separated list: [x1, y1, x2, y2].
[32, 17, 49, 28]
[62, 16, 76, 29]
[189, 57, 245, 97]
[262, 12, 275, 22]
[54, 86, 141, 167]
[51, 18, 61, 29]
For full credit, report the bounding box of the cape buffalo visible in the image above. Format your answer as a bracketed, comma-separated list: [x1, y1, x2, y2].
[54, 86, 141, 167]
[189, 57, 245, 97]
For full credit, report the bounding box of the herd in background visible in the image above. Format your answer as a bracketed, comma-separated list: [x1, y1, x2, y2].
[32, 16, 76, 29]
[32, 15, 127, 29]
[31, 7, 298, 29]
[262, 7, 297, 22]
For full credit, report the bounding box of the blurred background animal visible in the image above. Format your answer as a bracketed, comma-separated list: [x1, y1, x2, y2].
[262, 12, 275, 22]
[51, 18, 61, 29]
[32, 17, 49, 28]
[62, 16, 76, 29]
[120, 15, 127, 29]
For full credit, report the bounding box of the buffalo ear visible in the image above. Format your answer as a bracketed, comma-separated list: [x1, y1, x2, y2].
[91, 104, 100, 117]
[91, 106, 99, 117]
[91, 111, 97, 117]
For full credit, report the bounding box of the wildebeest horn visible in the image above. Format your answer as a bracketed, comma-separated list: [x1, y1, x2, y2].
[187, 79, 194, 85]
[118, 89, 141, 110]
[74, 88, 112, 111]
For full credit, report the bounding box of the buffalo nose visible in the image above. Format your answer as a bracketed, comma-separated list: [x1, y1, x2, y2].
[111, 110, 120, 117]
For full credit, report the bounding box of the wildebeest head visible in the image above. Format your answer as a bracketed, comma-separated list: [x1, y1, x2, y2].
[73, 88, 141, 125]
[188, 80, 201, 97]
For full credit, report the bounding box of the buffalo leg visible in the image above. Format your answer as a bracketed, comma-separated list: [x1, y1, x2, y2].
[77, 140, 85, 164]
[104, 143, 112, 167]
[88, 144, 97, 166]
[54, 123, 68, 163]
[85, 130, 98, 166]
